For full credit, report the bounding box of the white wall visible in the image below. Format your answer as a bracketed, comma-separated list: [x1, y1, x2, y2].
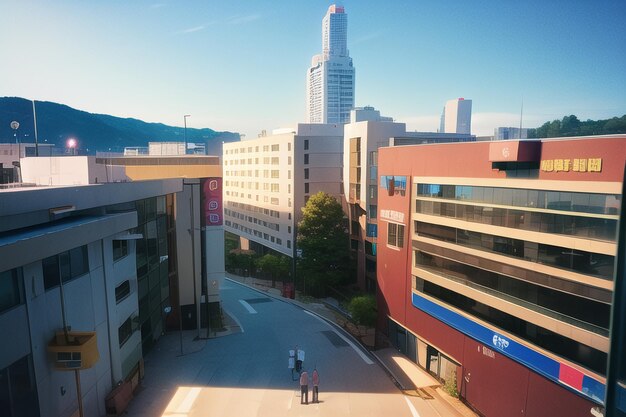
[20, 156, 113, 185]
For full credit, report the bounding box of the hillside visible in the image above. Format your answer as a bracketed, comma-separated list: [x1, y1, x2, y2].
[0, 97, 239, 155]
[527, 114, 626, 138]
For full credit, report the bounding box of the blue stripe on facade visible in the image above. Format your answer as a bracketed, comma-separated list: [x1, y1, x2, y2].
[412, 292, 605, 404]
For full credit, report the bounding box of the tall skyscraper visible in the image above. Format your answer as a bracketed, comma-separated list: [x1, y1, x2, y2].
[306, 5, 355, 124]
[440, 98, 472, 134]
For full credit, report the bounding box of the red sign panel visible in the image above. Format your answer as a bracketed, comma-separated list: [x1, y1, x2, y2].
[201, 177, 222, 227]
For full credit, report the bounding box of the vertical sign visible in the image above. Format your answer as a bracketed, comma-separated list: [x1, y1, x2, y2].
[201, 177, 222, 227]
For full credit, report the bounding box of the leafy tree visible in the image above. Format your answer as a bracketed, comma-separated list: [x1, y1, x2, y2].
[256, 253, 288, 287]
[225, 253, 256, 276]
[297, 192, 350, 297]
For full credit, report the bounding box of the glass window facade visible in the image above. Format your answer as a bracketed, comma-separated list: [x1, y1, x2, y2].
[108, 196, 169, 355]
[415, 221, 615, 280]
[415, 199, 617, 241]
[416, 184, 621, 216]
[380, 175, 407, 196]
[415, 250, 610, 334]
[414, 277, 607, 375]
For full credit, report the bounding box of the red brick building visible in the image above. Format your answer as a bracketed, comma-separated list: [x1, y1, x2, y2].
[376, 136, 625, 416]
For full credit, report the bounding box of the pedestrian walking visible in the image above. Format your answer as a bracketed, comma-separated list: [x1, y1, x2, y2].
[300, 370, 309, 404]
[312, 368, 319, 403]
[295, 345, 305, 373]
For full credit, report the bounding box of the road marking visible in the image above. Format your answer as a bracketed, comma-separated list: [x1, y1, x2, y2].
[404, 396, 421, 417]
[303, 310, 374, 365]
[223, 308, 244, 333]
[239, 299, 257, 314]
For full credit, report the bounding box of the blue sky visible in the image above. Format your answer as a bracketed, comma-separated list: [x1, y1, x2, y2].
[1, 0, 625, 138]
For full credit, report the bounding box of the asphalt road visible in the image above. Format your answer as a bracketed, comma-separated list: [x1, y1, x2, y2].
[125, 279, 452, 417]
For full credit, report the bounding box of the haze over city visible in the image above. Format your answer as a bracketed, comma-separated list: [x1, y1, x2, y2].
[2, 0, 625, 139]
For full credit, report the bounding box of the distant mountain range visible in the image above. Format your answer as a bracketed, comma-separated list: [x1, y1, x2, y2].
[0, 97, 239, 155]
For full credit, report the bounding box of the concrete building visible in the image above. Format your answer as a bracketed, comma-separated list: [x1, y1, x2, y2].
[94, 154, 224, 334]
[376, 135, 626, 416]
[343, 108, 474, 291]
[223, 123, 343, 257]
[495, 126, 529, 140]
[0, 179, 182, 417]
[123, 142, 207, 156]
[306, 5, 355, 124]
[440, 98, 472, 134]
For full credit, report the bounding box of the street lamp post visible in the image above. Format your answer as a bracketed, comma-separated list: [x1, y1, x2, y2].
[184, 115, 191, 155]
[10, 121, 19, 158]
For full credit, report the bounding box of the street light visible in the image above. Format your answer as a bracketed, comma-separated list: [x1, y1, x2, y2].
[67, 138, 77, 155]
[184, 115, 191, 155]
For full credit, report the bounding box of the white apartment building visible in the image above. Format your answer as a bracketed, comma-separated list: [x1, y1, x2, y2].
[306, 5, 355, 124]
[440, 97, 472, 134]
[223, 124, 343, 257]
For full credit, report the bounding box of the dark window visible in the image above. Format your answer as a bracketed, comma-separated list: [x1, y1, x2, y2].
[68, 246, 89, 279]
[304, 183, 309, 194]
[387, 223, 404, 248]
[42, 256, 60, 290]
[59, 252, 71, 282]
[304, 140, 309, 150]
[365, 241, 377, 255]
[0, 269, 22, 314]
[414, 277, 607, 375]
[115, 280, 131, 304]
[118, 316, 134, 348]
[304, 168, 309, 180]
[43, 245, 90, 290]
[113, 240, 129, 261]
[304, 154, 309, 165]
[0, 355, 39, 417]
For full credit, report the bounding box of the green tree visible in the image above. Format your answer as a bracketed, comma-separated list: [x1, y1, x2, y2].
[297, 192, 350, 297]
[256, 253, 282, 287]
[528, 114, 625, 138]
[348, 295, 377, 327]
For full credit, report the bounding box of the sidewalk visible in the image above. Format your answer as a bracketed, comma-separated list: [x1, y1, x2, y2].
[226, 273, 478, 417]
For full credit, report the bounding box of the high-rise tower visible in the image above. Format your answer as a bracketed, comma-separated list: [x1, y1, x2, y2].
[306, 5, 355, 124]
[440, 98, 472, 134]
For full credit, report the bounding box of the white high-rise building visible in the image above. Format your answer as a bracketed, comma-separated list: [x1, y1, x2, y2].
[440, 98, 472, 134]
[306, 5, 355, 124]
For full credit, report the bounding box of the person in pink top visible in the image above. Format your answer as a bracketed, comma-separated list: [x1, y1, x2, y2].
[300, 370, 309, 404]
[312, 369, 320, 403]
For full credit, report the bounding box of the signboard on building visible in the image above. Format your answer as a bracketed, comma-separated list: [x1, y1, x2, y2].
[201, 177, 222, 227]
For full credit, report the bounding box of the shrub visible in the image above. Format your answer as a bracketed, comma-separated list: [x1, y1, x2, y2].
[348, 295, 377, 327]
